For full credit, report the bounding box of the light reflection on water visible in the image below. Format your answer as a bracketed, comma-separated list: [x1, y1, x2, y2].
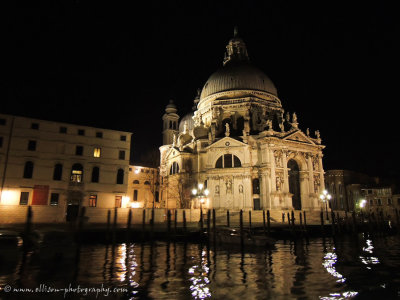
[1, 235, 400, 299]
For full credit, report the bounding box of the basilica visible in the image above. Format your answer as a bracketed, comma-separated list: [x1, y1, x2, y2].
[160, 29, 325, 212]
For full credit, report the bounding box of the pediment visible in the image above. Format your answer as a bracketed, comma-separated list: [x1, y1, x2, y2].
[207, 137, 247, 149]
[164, 146, 180, 160]
[283, 131, 315, 145]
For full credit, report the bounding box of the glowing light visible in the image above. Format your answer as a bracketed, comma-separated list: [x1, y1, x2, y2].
[1, 190, 19, 205]
[192, 189, 198, 195]
[204, 189, 209, 196]
[359, 199, 367, 208]
[93, 147, 101, 158]
[130, 202, 141, 208]
[198, 183, 203, 190]
[122, 196, 130, 208]
[134, 168, 140, 174]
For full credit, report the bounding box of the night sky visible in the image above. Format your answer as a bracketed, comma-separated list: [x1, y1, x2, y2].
[1, 1, 398, 181]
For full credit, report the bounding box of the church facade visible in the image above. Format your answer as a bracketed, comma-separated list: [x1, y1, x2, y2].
[160, 29, 325, 212]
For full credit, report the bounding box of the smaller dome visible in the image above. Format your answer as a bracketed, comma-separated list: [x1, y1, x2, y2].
[193, 125, 209, 139]
[179, 112, 195, 133]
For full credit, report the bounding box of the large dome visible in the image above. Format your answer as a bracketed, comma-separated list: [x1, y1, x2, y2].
[200, 61, 277, 100]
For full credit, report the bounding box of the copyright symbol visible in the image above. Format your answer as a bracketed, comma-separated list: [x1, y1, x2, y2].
[4, 285, 12, 292]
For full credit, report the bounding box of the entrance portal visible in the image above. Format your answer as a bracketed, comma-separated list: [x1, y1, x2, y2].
[253, 198, 261, 210]
[288, 159, 301, 210]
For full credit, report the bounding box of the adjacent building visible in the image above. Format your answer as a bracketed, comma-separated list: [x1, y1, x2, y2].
[0, 113, 132, 223]
[324, 170, 374, 211]
[128, 165, 160, 209]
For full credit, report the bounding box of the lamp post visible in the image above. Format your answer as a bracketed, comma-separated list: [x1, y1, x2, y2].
[320, 190, 332, 221]
[192, 183, 209, 213]
[359, 199, 367, 211]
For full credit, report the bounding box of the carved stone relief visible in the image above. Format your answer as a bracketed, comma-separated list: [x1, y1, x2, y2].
[314, 174, 320, 193]
[274, 150, 282, 168]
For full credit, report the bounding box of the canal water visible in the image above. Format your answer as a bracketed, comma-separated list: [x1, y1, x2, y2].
[1, 234, 400, 299]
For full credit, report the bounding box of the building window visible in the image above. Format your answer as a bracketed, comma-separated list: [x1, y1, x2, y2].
[53, 164, 63, 181]
[252, 178, 260, 194]
[78, 129, 85, 136]
[119, 150, 125, 160]
[96, 132, 103, 138]
[89, 194, 97, 207]
[93, 147, 101, 158]
[0, 118, 6, 125]
[116, 169, 124, 184]
[91, 167, 100, 183]
[76, 146, 83, 156]
[120, 135, 126, 141]
[133, 180, 139, 184]
[133, 190, 138, 201]
[50, 193, 59, 206]
[388, 198, 393, 205]
[115, 195, 122, 208]
[215, 154, 241, 168]
[377, 199, 382, 206]
[369, 199, 374, 206]
[70, 163, 83, 182]
[155, 191, 159, 202]
[60, 126, 67, 133]
[19, 192, 29, 205]
[23, 161, 34, 178]
[28, 140, 36, 151]
[169, 162, 179, 175]
[31, 123, 39, 130]
[144, 181, 150, 185]
[0, 136, 3, 148]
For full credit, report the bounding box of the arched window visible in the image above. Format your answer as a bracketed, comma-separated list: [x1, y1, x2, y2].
[133, 180, 139, 184]
[23, 161, 34, 179]
[144, 181, 151, 185]
[252, 178, 260, 194]
[169, 162, 179, 175]
[91, 167, 100, 183]
[70, 163, 83, 182]
[53, 163, 63, 181]
[215, 154, 241, 168]
[117, 169, 124, 184]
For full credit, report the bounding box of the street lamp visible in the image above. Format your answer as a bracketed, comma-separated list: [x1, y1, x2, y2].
[320, 190, 332, 221]
[192, 183, 209, 212]
[359, 199, 367, 209]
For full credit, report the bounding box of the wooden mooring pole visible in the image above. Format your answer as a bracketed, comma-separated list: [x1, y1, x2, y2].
[112, 208, 117, 245]
[249, 210, 252, 231]
[199, 208, 204, 233]
[267, 210, 271, 235]
[183, 210, 187, 232]
[262, 210, 266, 235]
[126, 209, 132, 242]
[227, 210, 230, 227]
[106, 209, 111, 243]
[239, 209, 244, 245]
[320, 209, 324, 235]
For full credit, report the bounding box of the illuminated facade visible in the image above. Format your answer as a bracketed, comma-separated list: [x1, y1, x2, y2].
[160, 29, 326, 211]
[127, 165, 160, 209]
[0, 113, 132, 223]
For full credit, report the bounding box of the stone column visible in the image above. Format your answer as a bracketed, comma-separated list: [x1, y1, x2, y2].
[318, 153, 325, 191]
[282, 150, 289, 193]
[307, 153, 314, 196]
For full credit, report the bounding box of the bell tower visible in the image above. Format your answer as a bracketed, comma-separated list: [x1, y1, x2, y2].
[162, 100, 179, 145]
